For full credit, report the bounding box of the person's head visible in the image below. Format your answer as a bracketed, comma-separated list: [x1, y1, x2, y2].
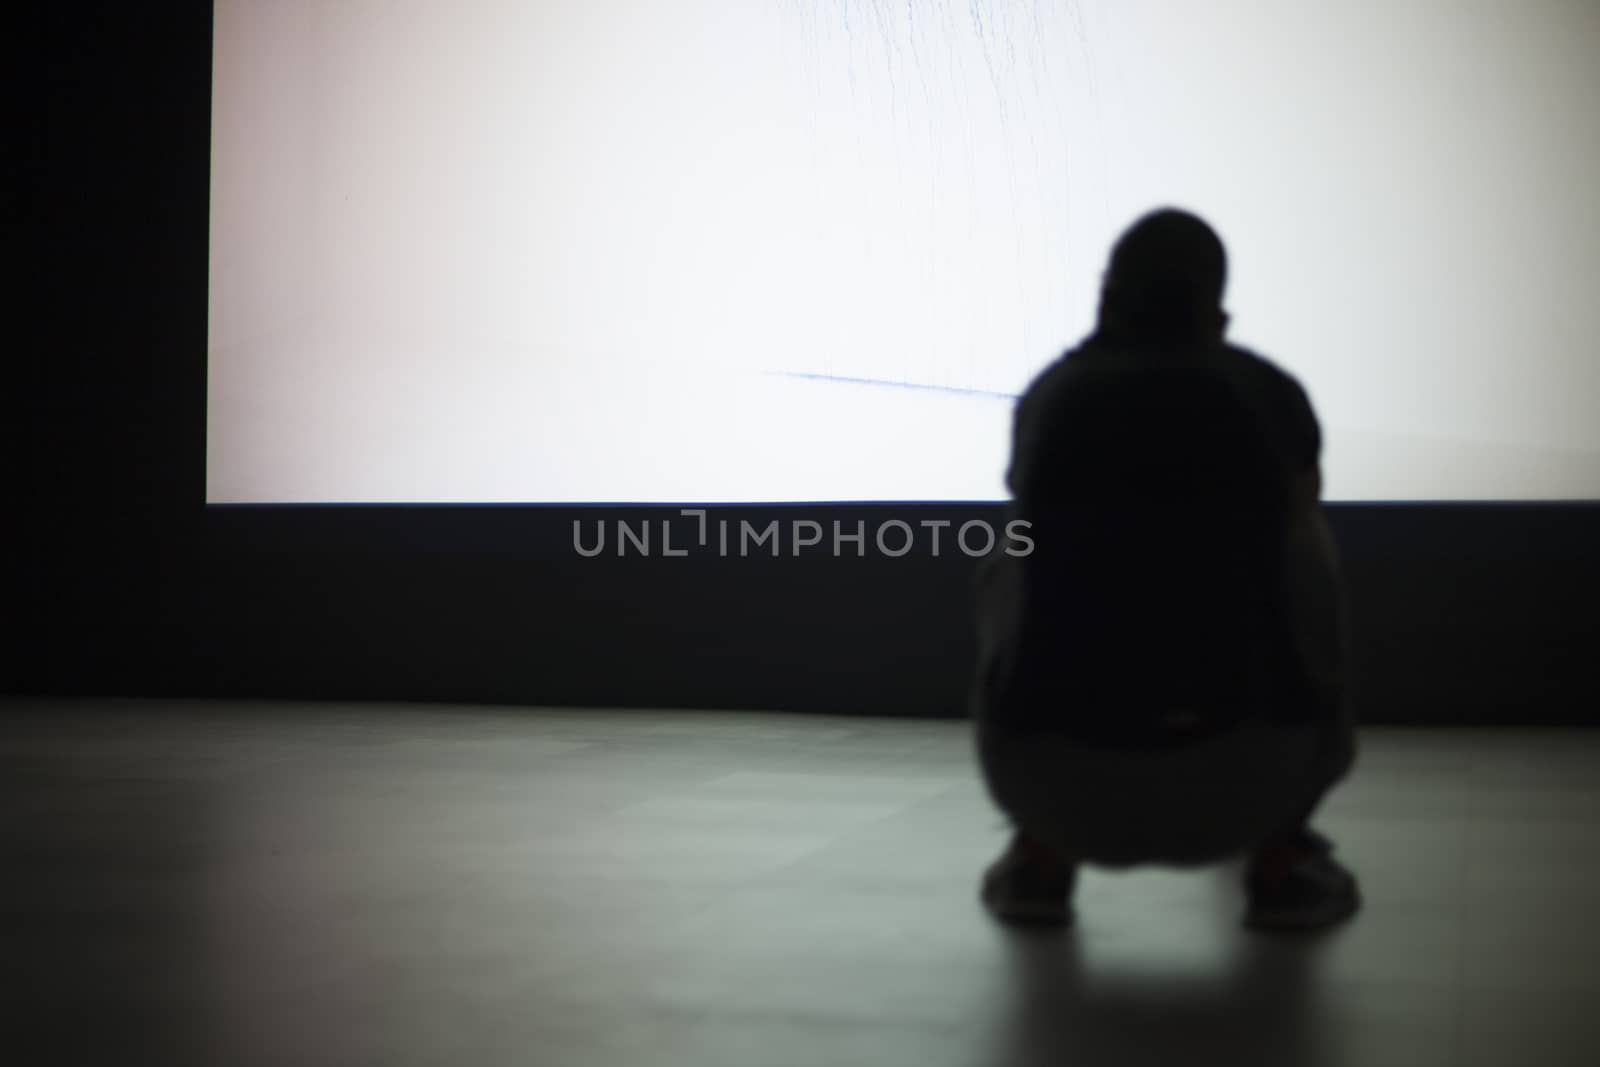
[1096, 209, 1229, 344]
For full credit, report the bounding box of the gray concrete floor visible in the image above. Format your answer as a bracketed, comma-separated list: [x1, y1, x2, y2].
[3, 699, 1597, 1066]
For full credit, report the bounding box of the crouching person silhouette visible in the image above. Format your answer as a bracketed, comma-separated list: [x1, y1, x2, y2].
[972, 209, 1360, 931]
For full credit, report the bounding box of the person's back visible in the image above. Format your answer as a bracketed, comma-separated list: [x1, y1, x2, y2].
[998, 343, 1297, 747]
[972, 209, 1360, 931]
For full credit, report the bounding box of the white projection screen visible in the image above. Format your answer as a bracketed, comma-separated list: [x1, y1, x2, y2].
[208, 0, 1600, 503]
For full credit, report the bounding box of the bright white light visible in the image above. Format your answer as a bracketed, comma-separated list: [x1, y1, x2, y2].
[208, 0, 1600, 502]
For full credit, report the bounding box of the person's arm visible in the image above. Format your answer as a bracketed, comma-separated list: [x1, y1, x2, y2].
[1005, 351, 1078, 500]
[1266, 358, 1349, 720]
[1296, 464, 1322, 508]
[1283, 460, 1349, 721]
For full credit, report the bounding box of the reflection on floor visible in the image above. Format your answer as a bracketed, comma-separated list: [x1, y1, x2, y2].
[4, 699, 1597, 1066]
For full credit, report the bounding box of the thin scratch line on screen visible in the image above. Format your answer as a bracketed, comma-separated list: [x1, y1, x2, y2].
[771, 370, 1018, 399]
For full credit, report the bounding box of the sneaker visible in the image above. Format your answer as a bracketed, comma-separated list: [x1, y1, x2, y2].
[980, 838, 1077, 926]
[1243, 828, 1361, 932]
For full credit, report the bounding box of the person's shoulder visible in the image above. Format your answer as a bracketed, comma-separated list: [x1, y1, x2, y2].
[1025, 340, 1096, 388]
[1015, 341, 1093, 414]
[1217, 343, 1318, 412]
[1218, 343, 1322, 460]
[1219, 343, 1306, 390]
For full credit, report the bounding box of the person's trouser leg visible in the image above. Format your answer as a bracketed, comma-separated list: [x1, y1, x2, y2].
[1249, 495, 1358, 853]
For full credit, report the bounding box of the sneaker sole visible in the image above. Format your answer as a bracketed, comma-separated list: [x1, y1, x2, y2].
[984, 897, 1076, 926]
[1243, 891, 1361, 932]
[981, 880, 1074, 926]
